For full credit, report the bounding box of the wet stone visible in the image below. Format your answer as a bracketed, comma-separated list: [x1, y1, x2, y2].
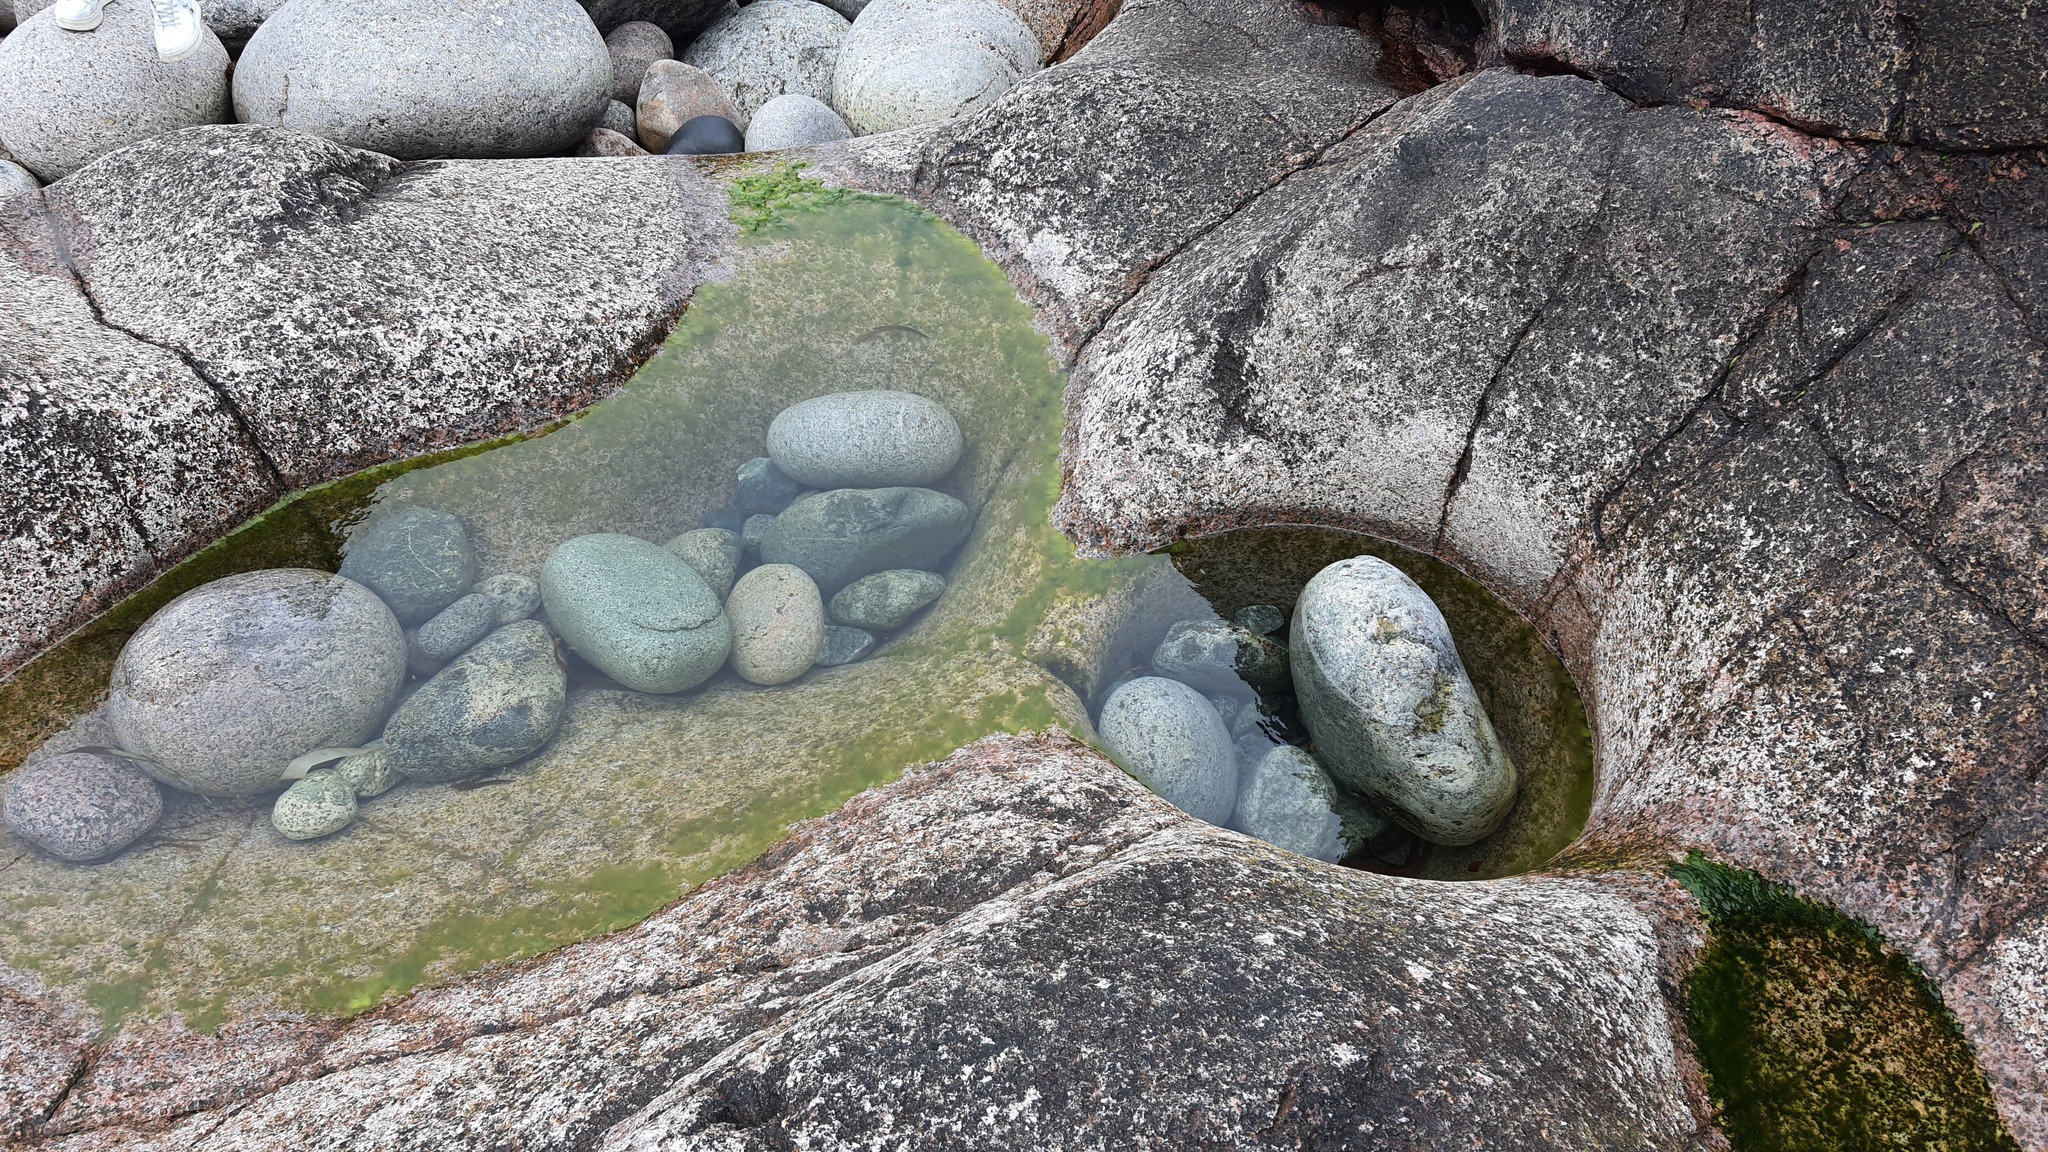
[271, 770, 357, 840]
[761, 486, 973, 592]
[337, 506, 478, 626]
[334, 748, 399, 798]
[1231, 744, 1386, 864]
[735, 456, 805, 514]
[704, 506, 748, 533]
[726, 563, 826, 686]
[2, 752, 163, 863]
[1235, 603, 1285, 636]
[663, 113, 745, 155]
[106, 569, 406, 797]
[1291, 557, 1516, 846]
[828, 568, 945, 630]
[767, 389, 965, 488]
[381, 620, 568, 783]
[475, 572, 542, 625]
[412, 591, 498, 670]
[540, 533, 732, 693]
[817, 624, 875, 666]
[665, 527, 742, 599]
[1153, 618, 1290, 696]
[741, 513, 779, 565]
[1096, 676, 1238, 826]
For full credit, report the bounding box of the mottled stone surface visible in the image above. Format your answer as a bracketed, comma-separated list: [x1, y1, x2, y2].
[636, 59, 741, 150]
[2, 751, 162, 862]
[1095, 675, 1237, 824]
[0, 734, 1712, 1149]
[760, 486, 974, 592]
[0, 124, 733, 674]
[337, 505, 477, 626]
[766, 388, 965, 488]
[826, 568, 944, 630]
[682, 0, 850, 126]
[541, 533, 731, 694]
[1479, 0, 2048, 149]
[606, 19, 674, 104]
[382, 620, 569, 783]
[724, 563, 825, 685]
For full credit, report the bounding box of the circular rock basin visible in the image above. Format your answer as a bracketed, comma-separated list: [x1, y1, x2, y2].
[0, 192, 1590, 1034]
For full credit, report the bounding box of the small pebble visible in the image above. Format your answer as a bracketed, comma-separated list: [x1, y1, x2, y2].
[827, 569, 945, 630]
[2, 752, 163, 863]
[817, 624, 875, 665]
[335, 748, 399, 798]
[600, 99, 638, 137]
[663, 114, 745, 155]
[271, 770, 358, 841]
[741, 512, 778, 564]
[414, 592, 497, 664]
[735, 456, 804, 514]
[1235, 604, 1285, 636]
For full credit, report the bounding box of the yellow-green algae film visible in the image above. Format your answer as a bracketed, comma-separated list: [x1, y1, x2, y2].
[1672, 854, 2019, 1152]
[0, 189, 1085, 1031]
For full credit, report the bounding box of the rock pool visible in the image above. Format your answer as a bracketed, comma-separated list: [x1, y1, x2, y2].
[0, 187, 1592, 1033]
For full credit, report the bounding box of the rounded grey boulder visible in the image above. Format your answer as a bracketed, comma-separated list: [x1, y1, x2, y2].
[1097, 676, 1238, 826]
[832, 0, 1038, 137]
[828, 568, 944, 630]
[767, 390, 964, 488]
[605, 19, 672, 104]
[409, 591, 498, 674]
[0, 4, 231, 182]
[338, 506, 478, 626]
[540, 533, 732, 693]
[664, 527, 741, 599]
[761, 487, 973, 592]
[3, 752, 163, 863]
[1232, 745, 1388, 864]
[106, 570, 406, 798]
[1291, 557, 1517, 847]
[635, 58, 737, 149]
[726, 563, 825, 685]
[381, 620, 568, 782]
[682, 0, 850, 126]
[1235, 603, 1286, 636]
[233, 0, 612, 160]
[745, 93, 852, 150]
[1152, 618, 1290, 695]
[271, 770, 357, 841]
[600, 99, 638, 136]
[735, 456, 805, 515]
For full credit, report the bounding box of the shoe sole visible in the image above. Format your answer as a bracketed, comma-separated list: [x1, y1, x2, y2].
[157, 38, 200, 62]
[55, 11, 103, 29]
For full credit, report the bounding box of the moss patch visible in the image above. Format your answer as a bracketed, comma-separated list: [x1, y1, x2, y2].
[729, 162, 856, 236]
[1672, 854, 2018, 1152]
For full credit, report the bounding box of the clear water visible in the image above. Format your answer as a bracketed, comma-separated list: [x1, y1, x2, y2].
[0, 190, 1593, 1033]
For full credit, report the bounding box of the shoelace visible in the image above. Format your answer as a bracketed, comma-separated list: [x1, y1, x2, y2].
[146, 0, 194, 26]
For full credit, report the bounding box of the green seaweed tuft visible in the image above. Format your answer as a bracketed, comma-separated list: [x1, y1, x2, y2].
[729, 162, 855, 235]
[1672, 853, 2018, 1152]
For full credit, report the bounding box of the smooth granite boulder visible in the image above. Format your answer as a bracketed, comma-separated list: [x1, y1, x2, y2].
[734, 457, 806, 515]
[0, 3, 231, 181]
[1096, 676, 1237, 825]
[408, 592, 498, 674]
[380, 620, 568, 782]
[1290, 557, 1515, 846]
[605, 19, 673, 104]
[832, 0, 1039, 136]
[105, 570, 406, 797]
[233, 0, 613, 159]
[1230, 744, 1387, 864]
[269, 770, 357, 841]
[475, 573, 542, 625]
[540, 533, 731, 693]
[766, 390, 964, 487]
[760, 487, 974, 592]
[338, 506, 478, 627]
[2, 752, 163, 863]
[682, 0, 850, 126]
[636, 59, 739, 149]
[1151, 617, 1289, 696]
[827, 568, 944, 630]
[745, 92, 853, 150]
[725, 564, 826, 685]
[578, 0, 728, 54]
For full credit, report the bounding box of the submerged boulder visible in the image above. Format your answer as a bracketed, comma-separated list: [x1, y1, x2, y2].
[761, 487, 974, 592]
[1151, 617, 1289, 695]
[766, 390, 965, 488]
[381, 619, 568, 782]
[105, 570, 406, 798]
[338, 506, 478, 627]
[726, 564, 826, 685]
[270, 770, 357, 841]
[233, 0, 613, 160]
[1096, 676, 1237, 825]
[664, 527, 742, 599]
[1231, 744, 1387, 864]
[1290, 557, 1515, 846]
[541, 533, 732, 693]
[828, 568, 945, 630]
[2, 752, 164, 863]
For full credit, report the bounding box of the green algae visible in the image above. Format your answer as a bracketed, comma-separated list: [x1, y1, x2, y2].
[1672, 855, 2019, 1152]
[728, 161, 856, 235]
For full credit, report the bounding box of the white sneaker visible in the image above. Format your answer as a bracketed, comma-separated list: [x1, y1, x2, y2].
[52, 0, 105, 31]
[148, 0, 204, 62]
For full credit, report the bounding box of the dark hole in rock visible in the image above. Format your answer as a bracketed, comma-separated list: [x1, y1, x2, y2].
[1300, 0, 1482, 94]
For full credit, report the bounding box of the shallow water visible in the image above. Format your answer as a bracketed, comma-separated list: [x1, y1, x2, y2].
[0, 190, 1594, 1032]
